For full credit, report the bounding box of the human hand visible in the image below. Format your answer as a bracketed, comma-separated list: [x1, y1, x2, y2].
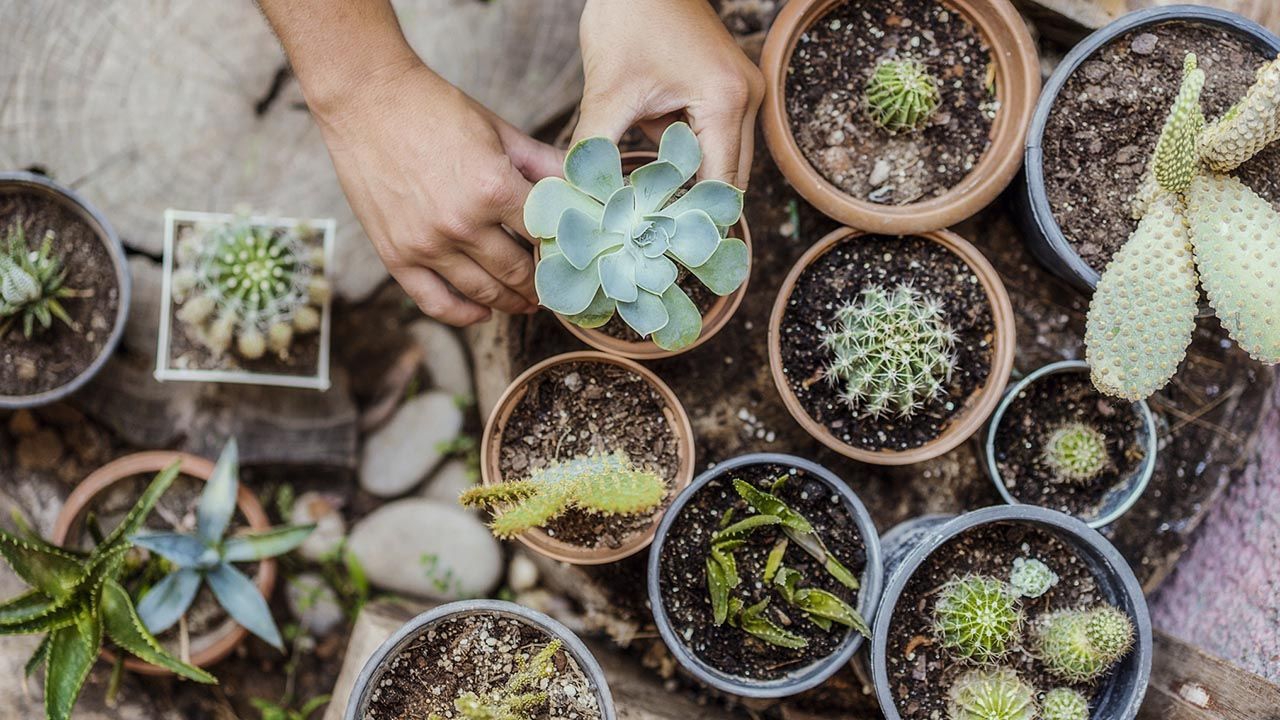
[575, 0, 765, 188]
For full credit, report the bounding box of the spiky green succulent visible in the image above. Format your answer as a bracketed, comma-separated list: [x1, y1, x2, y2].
[947, 669, 1037, 720]
[460, 450, 665, 539]
[865, 58, 941, 134]
[933, 575, 1023, 662]
[173, 215, 328, 360]
[1033, 605, 1135, 683]
[1088, 53, 1280, 399]
[823, 283, 957, 418]
[527, 122, 749, 350]
[1041, 688, 1090, 720]
[0, 223, 81, 339]
[437, 640, 561, 720]
[1042, 422, 1109, 484]
[1009, 557, 1058, 599]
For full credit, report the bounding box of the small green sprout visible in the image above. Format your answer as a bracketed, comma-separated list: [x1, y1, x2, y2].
[431, 640, 561, 720]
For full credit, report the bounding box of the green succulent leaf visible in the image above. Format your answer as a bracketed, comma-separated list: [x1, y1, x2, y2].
[599, 249, 639, 303]
[1153, 54, 1205, 194]
[668, 210, 721, 267]
[99, 460, 183, 553]
[773, 565, 801, 603]
[713, 514, 782, 540]
[45, 611, 101, 720]
[651, 283, 703, 351]
[601, 185, 638, 237]
[616, 290, 669, 337]
[206, 562, 283, 651]
[763, 539, 788, 583]
[135, 567, 202, 635]
[222, 525, 315, 563]
[101, 578, 215, 683]
[633, 254, 678, 295]
[0, 589, 56, 624]
[565, 288, 617, 329]
[0, 528, 84, 599]
[564, 137, 623, 203]
[524, 178, 603, 239]
[662, 180, 743, 227]
[128, 532, 208, 568]
[688, 238, 750, 296]
[630, 160, 685, 214]
[732, 480, 813, 533]
[707, 556, 730, 625]
[198, 439, 240, 545]
[658, 122, 702, 183]
[556, 207, 624, 270]
[535, 253, 602, 315]
[25, 633, 51, 678]
[823, 556, 861, 592]
[739, 598, 807, 649]
[793, 587, 870, 637]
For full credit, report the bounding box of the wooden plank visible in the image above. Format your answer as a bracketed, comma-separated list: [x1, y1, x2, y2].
[1139, 631, 1280, 720]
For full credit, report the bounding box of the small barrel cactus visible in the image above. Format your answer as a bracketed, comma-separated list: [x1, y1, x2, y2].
[947, 668, 1037, 720]
[933, 575, 1024, 661]
[865, 58, 941, 134]
[1041, 688, 1090, 720]
[822, 283, 957, 418]
[1009, 557, 1058, 599]
[0, 223, 80, 339]
[1033, 605, 1135, 682]
[1042, 422, 1109, 484]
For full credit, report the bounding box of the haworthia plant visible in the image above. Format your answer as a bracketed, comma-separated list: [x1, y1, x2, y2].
[130, 440, 315, 651]
[526, 122, 749, 350]
[0, 462, 215, 720]
[0, 222, 81, 339]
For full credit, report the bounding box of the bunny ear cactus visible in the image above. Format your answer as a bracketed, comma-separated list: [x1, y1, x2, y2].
[1200, 57, 1280, 172]
[0, 222, 81, 339]
[129, 440, 315, 651]
[0, 461, 215, 720]
[527, 122, 749, 351]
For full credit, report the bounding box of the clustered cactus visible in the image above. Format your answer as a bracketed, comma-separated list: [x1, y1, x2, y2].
[526, 122, 749, 350]
[1033, 606, 1135, 683]
[430, 640, 562, 720]
[1087, 53, 1280, 400]
[0, 222, 82, 339]
[1041, 422, 1109, 484]
[172, 215, 329, 361]
[947, 669, 1037, 720]
[460, 450, 665, 539]
[822, 283, 958, 418]
[1009, 557, 1059, 599]
[865, 58, 941, 134]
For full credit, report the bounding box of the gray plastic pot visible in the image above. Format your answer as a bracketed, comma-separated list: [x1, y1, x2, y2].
[871, 506, 1152, 720]
[984, 360, 1158, 528]
[1016, 5, 1280, 294]
[0, 171, 130, 409]
[344, 600, 616, 720]
[647, 452, 883, 698]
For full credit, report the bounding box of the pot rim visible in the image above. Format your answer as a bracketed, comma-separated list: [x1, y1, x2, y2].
[1021, 5, 1280, 293]
[870, 505, 1153, 720]
[51, 450, 276, 675]
[982, 360, 1159, 528]
[760, 0, 1040, 235]
[645, 452, 884, 698]
[343, 599, 616, 720]
[0, 171, 131, 409]
[767, 227, 1017, 465]
[479, 350, 696, 564]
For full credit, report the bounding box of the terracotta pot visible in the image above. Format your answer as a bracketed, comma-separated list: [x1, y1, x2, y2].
[480, 351, 695, 564]
[760, 0, 1040, 235]
[52, 451, 275, 675]
[768, 227, 1016, 465]
[540, 151, 752, 360]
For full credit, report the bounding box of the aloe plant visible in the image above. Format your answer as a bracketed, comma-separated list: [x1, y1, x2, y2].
[0, 462, 215, 720]
[129, 440, 314, 651]
[0, 222, 82, 339]
[526, 122, 749, 350]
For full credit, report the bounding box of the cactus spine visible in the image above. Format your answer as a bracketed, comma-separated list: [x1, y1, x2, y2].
[946, 668, 1037, 720]
[865, 58, 941, 134]
[1033, 606, 1135, 682]
[933, 575, 1024, 662]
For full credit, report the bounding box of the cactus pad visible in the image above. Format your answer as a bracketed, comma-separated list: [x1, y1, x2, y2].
[946, 668, 1037, 720]
[933, 575, 1024, 661]
[1201, 57, 1280, 172]
[1153, 54, 1205, 194]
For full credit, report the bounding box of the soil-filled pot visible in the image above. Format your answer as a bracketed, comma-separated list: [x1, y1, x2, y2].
[1018, 5, 1280, 293]
[539, 151, 752, 360]
[0, 171, 129, 409]
[647, 453, 883, 698]
[984, 360, 1158, 528]
[769, 227, 1015, 465]
[51, 451, 275, 675]
[871, 506, 1152, 720]
[761, 0, 1039, 234]
[345, 599, 615, 720]
[479, 351, 695, 564]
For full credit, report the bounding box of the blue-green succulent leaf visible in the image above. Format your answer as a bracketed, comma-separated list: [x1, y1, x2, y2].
[524, 178, 602, 239]
[198, 440, 239, 544]
[557, 207, 624, 270]
[652, 284, 702, 351]
[631, 160, 685, 214]
[566, 288, 617, 329]
[45, 611, 101, 720]
[129, 532, 207, 568]
[601, 185, 637, 236]
[669, 210, 721, 267]
[689, 238, 749, 296]
[658, 122, 702, 183]
[135, 567, 202, 635]
[222, 525, 315, 563]
[536, 253, 601, 315]
[634, 254, 678, 294]
[599, 250, 639, 303]
[102, 579, 215, 683]
[206, 562, 283, 651]
[662, 180, 743, 226]
[564, 137, 623, 203]
[616, 290, 669, 337]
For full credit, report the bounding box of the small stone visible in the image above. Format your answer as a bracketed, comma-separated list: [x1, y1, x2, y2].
[290, 491, 347, 562]
[1130, 33, 1158, 55]
[563, 371, 583, 392]
[508, 554, 539, 593]
[285, 573, 345, 637]
[17, 429, 64, 471]
[420, 459, 476, 505]
[360, 391, 463, 497]
[408, 319, 473, 398]
[7, 410, 38, 436]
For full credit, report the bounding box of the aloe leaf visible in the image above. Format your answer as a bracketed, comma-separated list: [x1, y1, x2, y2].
[566, 287, 617, 329]
[732, 480, 814, 533]
[773, 566, 801, 604]
[706, 556, 729, 626]
[668, 210, 721, 267]
[206, 562, 283, 651]
[795, 587, 870, 637]
[0, 588, 55, 624]
[599, 249, 639, 303]
[688, 238, 749, 296]
[564, 137, 623, 203]
[658, 122, 702, 183]
[616, 290, 669, 337]
[25, 633, 51, 677]
[630, 160, 685, 214]
[0, 591, 79, 635]
[44, 611, 101, 720]
[222, 524, 315, 563]
[824, 556, 861, 592]
[709, 544, 741, 589]
[662, 180, 743, 226]
[0, 528, 84, 599]
[524, 178, 602, 239]
[102, 579, 215, 683]
[556, 208, 624, 270]
[98, 460, 182, 554]
[198, 440, 239, 545]
[135, 567, 202, 635]
[128, 532, 207, 567]
[535, 253, 602, 315]
[763, 539, 788, 584]
[739, 598, 807, 649]
[713, 514, 781, 540]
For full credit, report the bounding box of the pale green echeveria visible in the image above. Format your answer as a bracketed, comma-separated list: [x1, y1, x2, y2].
[527, 122, 748, 351]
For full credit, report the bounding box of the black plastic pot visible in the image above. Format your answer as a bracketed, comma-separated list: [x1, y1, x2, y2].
[870, 506, 1152, 720]
[0, 172, 130, 409]
[344, 600, 616, 720]
[1017, 5, 1280, 294]
[647, 452, 884, 698]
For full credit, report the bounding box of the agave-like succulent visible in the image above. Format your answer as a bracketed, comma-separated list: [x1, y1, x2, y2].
[0, 222, 81, 339]
[526, 122, 750, 350]
[129, 440, 314, 651]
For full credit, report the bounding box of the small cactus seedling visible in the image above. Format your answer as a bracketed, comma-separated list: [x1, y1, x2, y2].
[1041, 688, 1090, 720]
[865, 58, 941, 134]
[1033, 605, 1135, 682]
[822, 283, 958, 418]
[0, 222, 84, 339]
[1009, 557, 1058, 599]
[1042, 422, 1109, 484]
[933, 575, 1024, 661]
[433, 640, 561, 720]
[460, 450, 665, 539]
[947, 668, 1038, 720]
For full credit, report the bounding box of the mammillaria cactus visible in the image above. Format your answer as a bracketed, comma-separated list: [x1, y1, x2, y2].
[1009, 557, 1058, 599]
[1041, 688, 1090, 720]
[435, 640, 561, 720]
[1042, 422, 1109, 484]
[1033, 605, 1135, 682]
[0, 223, 81, 339]
[933, 575, 1023, 661]
[946, 668, 1037, 720]
[865, 58, 941, 134]
[172, 216, 328, 360]
[823, 283, 957, 418]
[526, 122, 749, 351]
[460, 450, 665, 539]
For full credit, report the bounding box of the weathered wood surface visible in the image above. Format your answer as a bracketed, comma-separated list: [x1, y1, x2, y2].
[1017, 0, 1280, 42]
[1138, 632, 1280, 720]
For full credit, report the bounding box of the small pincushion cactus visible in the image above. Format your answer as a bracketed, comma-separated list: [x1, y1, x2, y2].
[0, 223, 80, 339]
[172, 215, 329, 361]
[460, 450, 665, 539]
[1041, 688, 1090, 720]
[1009, 557, 1058, 599]
[527, 122, 749, 350]
[1042, 422, 1109, 484]
[947, 668, 1037, 720]
[865, 58, 941, 134]
[933, 575, 1024, 661]
[823, 284, 957, 418]
[1033, 606, 1135, 682]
